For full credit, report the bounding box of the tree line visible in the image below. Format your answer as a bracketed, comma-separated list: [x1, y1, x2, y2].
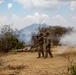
[0, 24, 73, 53]
[31, 25, 73, 46]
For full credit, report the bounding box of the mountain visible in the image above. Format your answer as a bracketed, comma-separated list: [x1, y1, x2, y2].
[19, 23, 48, 34]
[18, 23, 48, 44]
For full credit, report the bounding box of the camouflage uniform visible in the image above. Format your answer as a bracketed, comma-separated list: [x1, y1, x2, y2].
[37, 32, 44, 58]
[44, 32, 53, 58]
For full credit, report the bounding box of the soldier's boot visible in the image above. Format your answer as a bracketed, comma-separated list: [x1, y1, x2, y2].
[50, 54, 53, 58]
[49, 51, 53, 58]
[37, 50, 41, 58]
[37, 56, 41, 58]
[48, 48, 53, 58]
[37, 53, 41, 58]
[37, 57, 40, 58]
[42, 51, 44, 57]
[44, 51, 48, 59]
[44, 55, 47, 58]
[42, 55, 44, 57]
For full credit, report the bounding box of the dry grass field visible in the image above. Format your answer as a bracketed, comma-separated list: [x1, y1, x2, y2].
[0, 46, 76, 75]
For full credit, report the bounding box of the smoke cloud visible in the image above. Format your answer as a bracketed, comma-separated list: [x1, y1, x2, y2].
[57, 46, 68, 54]
[59, 30, 76, 47]
[57, 29, 76, 54]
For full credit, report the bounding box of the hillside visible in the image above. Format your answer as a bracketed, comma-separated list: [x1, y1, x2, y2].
[18, 23, 48, 44]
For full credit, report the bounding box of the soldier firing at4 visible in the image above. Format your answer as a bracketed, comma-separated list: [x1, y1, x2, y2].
[44, 31, 53, 58]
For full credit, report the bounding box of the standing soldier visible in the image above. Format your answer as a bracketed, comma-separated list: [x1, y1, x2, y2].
[44, 31, 53, 58]
[37, 32, 44, 58]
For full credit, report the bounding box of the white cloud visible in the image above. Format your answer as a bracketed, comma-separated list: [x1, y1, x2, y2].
[0, 13, 49, 30]
[71, 15, 76, 20]
[0, 0, 5, 4]
[58, 0, 76, 11]
[41, 14, 49, 19]
[0, 16, 7, 22]
[69, 15, 76, 28]
[70, 1, 76, 11]
[7, 3, 13, 9]
[14, 0, 76, 11]
[53, 15, 65, 20]
[58, 0, 76, 1]
[12, 14, 20, 21]
[1, 13, 76, 30]
[52, 15, 67, 26]
[14, 0, 32, 8]
[32, 0, 61, 9]
[14, 0, 61, 9]
[0, 15, 8, 26]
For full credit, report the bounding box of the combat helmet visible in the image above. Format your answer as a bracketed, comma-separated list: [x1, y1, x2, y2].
[46, 31, 50, 35]
[40, 32, 43, 36]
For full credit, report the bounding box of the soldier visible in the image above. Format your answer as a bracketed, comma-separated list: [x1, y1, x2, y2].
[44, 31, 53, 58]
[37, 32, 44, 58]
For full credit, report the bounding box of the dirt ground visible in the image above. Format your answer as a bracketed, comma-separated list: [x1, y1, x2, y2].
[0, 46, 76, 75]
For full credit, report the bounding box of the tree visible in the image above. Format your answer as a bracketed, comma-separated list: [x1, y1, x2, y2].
[0, 25, 24, 53]
[31, 25, 72, 46]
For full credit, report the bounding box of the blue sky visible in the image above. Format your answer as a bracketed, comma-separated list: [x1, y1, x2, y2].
[0, 0, 76, 30]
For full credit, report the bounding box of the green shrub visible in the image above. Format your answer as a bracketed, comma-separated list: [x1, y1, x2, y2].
[0, 25, 25, 53]
[0, 34, 24, 53]
[68, 64, 76, 75]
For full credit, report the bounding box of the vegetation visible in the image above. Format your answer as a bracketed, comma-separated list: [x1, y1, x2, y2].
[68, 64, 76, 75]
[31, 25, 73, 46]
[0, 25, 24, 53]
[67, 56, 76, 75]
